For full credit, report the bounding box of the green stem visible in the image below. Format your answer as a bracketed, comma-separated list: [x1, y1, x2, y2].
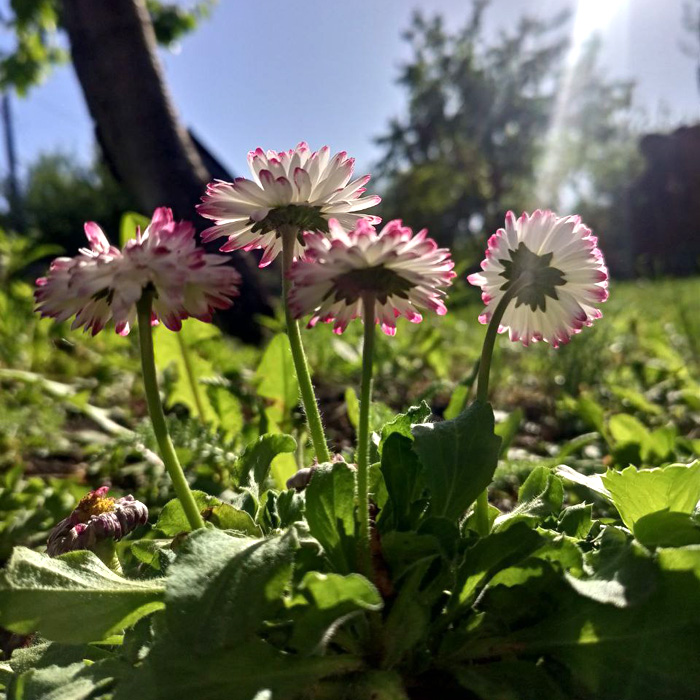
[176, 332, 206, 422]
[474, 489, 491, 538]
[475, 287, 519, 404]
[473, 281, 526, 536]
[137, 294, 205, 531]
[356, 294, 376, 578]
[93, 540, 122, 574]
[280, 225, 332, 464]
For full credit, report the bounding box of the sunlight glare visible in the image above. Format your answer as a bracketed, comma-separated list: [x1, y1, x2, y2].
[534, 0, 629, 205]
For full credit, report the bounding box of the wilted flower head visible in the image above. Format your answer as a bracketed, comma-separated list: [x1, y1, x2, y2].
[288, 219, 455, 335]
[467, 210, 609, 347]
[197, 142, 381, 267]
[35, 207, 240, 335]
[47, 486, 148, 557]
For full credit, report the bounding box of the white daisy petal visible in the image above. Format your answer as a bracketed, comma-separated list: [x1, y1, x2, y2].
[197, 143, 381, 267]
[35, 208, 240, 336]
[288, 219, 455, 335]
[468, 210, 609, 347]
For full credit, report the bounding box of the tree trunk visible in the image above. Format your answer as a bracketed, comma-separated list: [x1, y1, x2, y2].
[61, 0, 270, 342]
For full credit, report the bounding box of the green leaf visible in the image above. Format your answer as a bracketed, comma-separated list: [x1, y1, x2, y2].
[494, 408, 523, 458]
[345, 387, 360, 430]
[209, 386, 244, 441]
[0, 548, 164, 643]
[208, 503, 262, 537]
[454, 660, 568, 700]
[381, 531, 443, 583]
[369, 462, 389, 510]
[498, 547, 700, 700]
[411, 401, 501, 522]
[382, 555, 442, 667]
[565, 532, 657, 607]
[304, 462, 356, 573]
[6, 641, 110, 675]
[455, 545, 700, 698]
[275, 489, 305, 528]
[379, 402, 431, 452]
[380, 434, 424, 531]
[128, 539, 176, 572]
[451, 522, 543, 609]
[164, 528, 297, 650]
[351, 671, 410, 700]
[119, 211, 150, 247]
[235, 434, 297, 493]
[641, 426, 677, 463]
[115, 528, 363, 700]
[156, 492, 260, 537]
[633, 511, 700, 547]
[608, 413, 649, 446]
[555, 464, 610, 497]
[11, 659, 124, 700]
[116, 637, 360, 700]
[155, 491, 217, 536]
[611, 386, 664, 416]
[575, 392, 606, 435]
[558, 503, 593, 538]
[494, 466, 563, 529]
[288, 572, 382, 654]
[443, 384, 469, 421]
[254, 333, 299, 424]
[602, 460, 700, 530]
[153, 319, 220, 423]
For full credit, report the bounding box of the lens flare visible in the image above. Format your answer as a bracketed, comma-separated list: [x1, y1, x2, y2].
[535, 0, 629, 204]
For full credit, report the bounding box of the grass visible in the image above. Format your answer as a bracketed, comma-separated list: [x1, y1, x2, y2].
[1, 238, 698, 555]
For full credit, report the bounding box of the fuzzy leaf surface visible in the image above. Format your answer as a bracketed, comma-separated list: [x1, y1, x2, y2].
[411, 401, 501, 522]
[0, 548, 164, 644]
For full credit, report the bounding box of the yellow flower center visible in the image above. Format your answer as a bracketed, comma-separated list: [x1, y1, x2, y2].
[74, 491, 116, 522]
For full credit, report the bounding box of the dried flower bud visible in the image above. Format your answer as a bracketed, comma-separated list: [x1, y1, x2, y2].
[47, 486, 148, 557]
[286, 466, 317, 492]
[285, 455, 350, 492]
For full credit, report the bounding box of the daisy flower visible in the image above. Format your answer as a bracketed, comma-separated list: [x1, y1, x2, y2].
[47, 486, 148, 557]
[288, 218, 455, 335]
[35, 207, 241, 336]
[196, 142, 382, 267]
[467, 210, 609, 347]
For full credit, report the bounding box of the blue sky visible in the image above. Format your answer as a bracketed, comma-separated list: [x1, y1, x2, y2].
[4, 0, 700, 180]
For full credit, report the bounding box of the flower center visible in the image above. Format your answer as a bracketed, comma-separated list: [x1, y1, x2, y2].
[498, 242, 566, 312]
[331, 265, 413, 304]
[251, 204, 329, 237]
[74, 488, 116, 523]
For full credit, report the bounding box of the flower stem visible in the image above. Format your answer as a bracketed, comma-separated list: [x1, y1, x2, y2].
[93, 540, 123, 574]
[473, 282, 528, 536]
[176, 332, 207, 422]
[356, 294, 376, 578]
[136, 293, 205, 531]
[475, 287, 518, 404]
[280, 225, 331, 464]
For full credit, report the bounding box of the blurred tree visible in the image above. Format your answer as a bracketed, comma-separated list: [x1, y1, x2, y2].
[18, 152, 138, 254]
[682, 0, 700, 96]
[375, 2, 569, 251]
[536, 38, 642, 277]
[0, 0, 270, 342]
[0, 0, 213, 95]
[375, 1, 641, 276]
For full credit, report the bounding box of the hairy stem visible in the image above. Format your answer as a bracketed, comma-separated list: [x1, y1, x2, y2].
[280, 225, 331, 464]
[473, 282, 524, 536]
[356, 294, 376, 578]
[137, 293, 204, 530]
[475, 287, 519, 404]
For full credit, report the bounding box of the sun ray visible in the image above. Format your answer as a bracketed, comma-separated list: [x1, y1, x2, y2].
[535, 0, 630, 206]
